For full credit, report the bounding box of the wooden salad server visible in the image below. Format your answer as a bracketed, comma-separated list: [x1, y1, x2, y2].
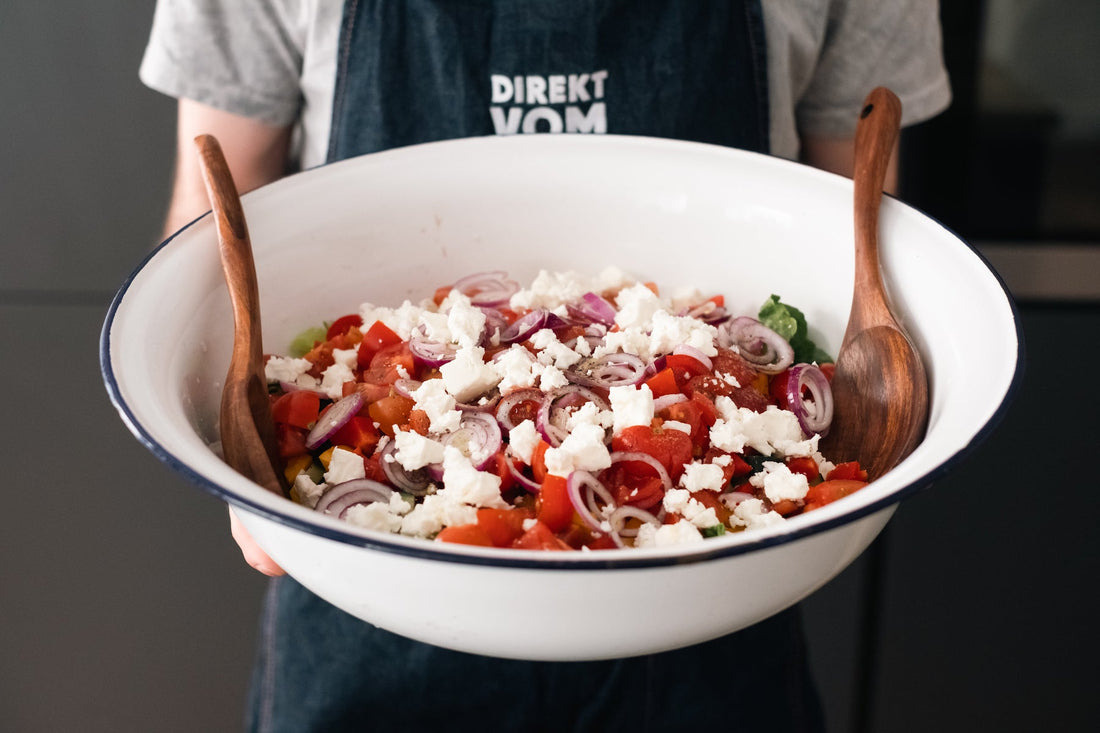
[820, 87, 930, 480]
[195, 134, 288, 497]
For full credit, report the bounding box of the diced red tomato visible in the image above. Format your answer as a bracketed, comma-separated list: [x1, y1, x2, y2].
[661, 392, 718, 449]
[644, 367, 679, 398]
[612, 425, 693, 482]
[275, 423, 309, 458]
[803, 479, 867, 512]
[476, 507, 532, 547]
[271, 390, 321, 430]
[328, 415, 380, 454]
[326, 314, 364, 341]
[302, 340, 336, 378]
[602, 466, 665, 510]
[689, 489, 732, 526]
[771, 499, 800, 516]
[530, 439, 551, 483]
[436, 523, 495, 547]
[819, 362, 836, 381]
[786, 456, 820, 482]
[362, 451, 389, 483]
[357, 321, 404, 369]
[702, 447, 753, 482]
[665, 352, 712, 383]
[432, 286, 452, 306]
[368, 394, 415, 436]
[513, 520, 572, 551]
[501, 391, 543, 428]
[826, 461, 868, 482]
[536, 474, 575, 533]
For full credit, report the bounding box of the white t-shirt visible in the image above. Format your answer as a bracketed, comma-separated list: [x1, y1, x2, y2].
[140, 0, 951, 170]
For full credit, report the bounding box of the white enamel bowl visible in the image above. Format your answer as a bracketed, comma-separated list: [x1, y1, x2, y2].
[101, 135, 1022, 661]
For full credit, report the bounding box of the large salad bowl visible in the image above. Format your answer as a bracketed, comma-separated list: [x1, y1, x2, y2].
[101, 135, 1021, 660]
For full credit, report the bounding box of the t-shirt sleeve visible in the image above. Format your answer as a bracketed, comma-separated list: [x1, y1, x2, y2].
[796, 0, 952, 136]
[139, 0, 304, 126]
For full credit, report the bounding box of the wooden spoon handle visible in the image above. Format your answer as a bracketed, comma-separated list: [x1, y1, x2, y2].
[194, 134, 265, 373]
[848, 87, 902, 339]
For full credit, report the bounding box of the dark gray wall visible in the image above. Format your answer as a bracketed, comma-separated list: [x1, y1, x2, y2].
[2, 5, 1096, 732]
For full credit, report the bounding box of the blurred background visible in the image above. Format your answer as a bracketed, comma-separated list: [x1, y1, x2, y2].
[2, 2, 1097, 731]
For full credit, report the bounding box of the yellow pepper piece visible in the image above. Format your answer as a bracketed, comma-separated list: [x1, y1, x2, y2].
[283, 455, 312, 486]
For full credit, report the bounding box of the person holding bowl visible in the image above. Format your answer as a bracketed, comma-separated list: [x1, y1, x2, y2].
[140, 1, 950, 730]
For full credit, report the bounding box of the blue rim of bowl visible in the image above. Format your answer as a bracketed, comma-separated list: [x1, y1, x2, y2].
[99, 156, 1026, 572]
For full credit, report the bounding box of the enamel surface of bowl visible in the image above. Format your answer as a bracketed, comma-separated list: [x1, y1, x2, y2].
[102, 135, 1022, 660]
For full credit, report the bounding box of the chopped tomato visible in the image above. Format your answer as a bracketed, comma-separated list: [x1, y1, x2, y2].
[530, 439, 551, 483]
[302, 340, 336, 378]
[271, 390, 321, 430]
[819, 362, 836, 381]
[328, 415, 380, 454]
[644, 367, 679, 398]
[603, 467, 665, 511]
[689, 488, 732, 526]
[476, 507, 532, 547]
[826, 461, 868, 482]
[513, 520, 572, 551]
[501, 391, 543, 428]
[480, 451, 517, 493]
[368, 394, 415, 436]
[771, 499, 800, 516]
[537, 474, 575, 533]
[432, 286, 452, 306]
[665, 352, 711, 382]
[661, 392, 718, 449]
[357, 321, 404, 369]
[326, 314, 363, 341]
[612, 425, 693, 482]
[702, 447, 753, 482]
[276, 423, 309, 458]
[362, 451, 389, 483]
[407, 408, 431, 436]
[436, 523, 495, 547]
[786, 456, 820, 482]
[803, 479, 867, 512]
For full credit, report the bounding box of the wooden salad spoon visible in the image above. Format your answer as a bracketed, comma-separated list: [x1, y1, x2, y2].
[195, 134, 288, 497]
[820, 87, 929, 481]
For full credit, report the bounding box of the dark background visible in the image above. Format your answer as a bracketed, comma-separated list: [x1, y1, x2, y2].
[2, 2, 1097, 731]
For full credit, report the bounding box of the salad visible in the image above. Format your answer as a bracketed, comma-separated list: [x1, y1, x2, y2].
[262, 268, 868, 551]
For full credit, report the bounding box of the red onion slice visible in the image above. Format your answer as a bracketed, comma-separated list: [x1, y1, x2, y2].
[495, 387, 545, 433]
[682, 301, 731, 325]
[652, 393, 689, 413]
[568, 352, 648, 389]
[408, 329, 458, 367]
[574, 292, 617, 326]
[506, 459, 541, 494]
[499, 309, 548, 344]
[608, 450, 673, 490]
[721, 317, 795, 374]
[442, 411, 503, 469]
[607, 505, 662, 539]
[671, 344, 714, 372]
[566, 471, 613, 532]
[314, 478, 393, 518]
[783, 363, 834, 437]
[452, 271, 519, 308]
[379, 439, 436, 496]
[536, 385, 612, 447]
[304, 392, 364, 450]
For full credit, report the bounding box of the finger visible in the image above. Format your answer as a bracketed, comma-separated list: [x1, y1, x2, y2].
[229, 507, 286, 576]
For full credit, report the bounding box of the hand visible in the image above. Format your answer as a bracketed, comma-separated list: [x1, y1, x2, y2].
[229, 506, 286, 576]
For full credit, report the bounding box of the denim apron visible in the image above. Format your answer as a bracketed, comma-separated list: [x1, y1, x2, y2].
[249, 2, 823, 731]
